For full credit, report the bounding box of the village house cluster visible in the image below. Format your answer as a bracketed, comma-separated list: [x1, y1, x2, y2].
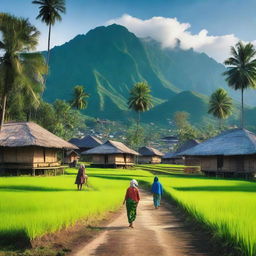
[0, 121, 256, 178]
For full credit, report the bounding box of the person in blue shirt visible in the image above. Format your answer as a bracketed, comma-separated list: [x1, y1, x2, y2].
[151, 176, 163, 209]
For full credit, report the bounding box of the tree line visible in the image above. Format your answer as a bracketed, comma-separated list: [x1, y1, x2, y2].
[0, 1, 91, 139]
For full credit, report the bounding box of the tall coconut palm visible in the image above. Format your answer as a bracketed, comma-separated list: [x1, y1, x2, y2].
[223, 41, 256, 128]
[128, 81, 153, 148]
[208, 88, 233, 129]
[0, 13, 47, 129]
[71, 85, 89, 110]
[32, 0, 66, 64]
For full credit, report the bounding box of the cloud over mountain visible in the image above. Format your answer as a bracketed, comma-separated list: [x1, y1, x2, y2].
[107, 14, 246, 63]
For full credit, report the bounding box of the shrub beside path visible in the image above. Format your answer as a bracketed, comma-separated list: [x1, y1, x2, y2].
[72, 191, 215, 256]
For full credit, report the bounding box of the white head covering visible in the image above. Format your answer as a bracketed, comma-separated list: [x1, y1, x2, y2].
[80, 164, 85, 169]
[130, 179, 138, 187]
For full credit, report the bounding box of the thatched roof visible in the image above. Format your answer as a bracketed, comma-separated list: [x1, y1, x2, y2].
[181, 129, 256, 156]
[138, 146, 164, 156]
[0, 122, 78, 149]
[69, 135, 102, 148]
[163, 139, 199, 159]
[82, 140, 139, 155]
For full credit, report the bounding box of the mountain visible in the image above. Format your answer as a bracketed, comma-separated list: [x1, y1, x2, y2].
[43, 24, 252, 125]
[45, 24, 176, 120]
[143, 91, 210, 124]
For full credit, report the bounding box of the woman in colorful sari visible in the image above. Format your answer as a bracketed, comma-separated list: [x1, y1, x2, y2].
[123, 179, 140, 228]
[75, 164, 88, 190]
[151, 176, 163, 209]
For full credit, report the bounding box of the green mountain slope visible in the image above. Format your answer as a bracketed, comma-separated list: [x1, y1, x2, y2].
[143, 91, 210, 124]
[45, 24, 175, 120]
[43, 24, 251, 124]
[143, 40, 228, 96]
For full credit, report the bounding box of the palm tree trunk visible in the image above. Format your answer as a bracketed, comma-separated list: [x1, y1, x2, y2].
[219, 118, 222, 130]
[241, 88, 244, 128]
[43, 23, 52, 87]
[47, 23, 52, 65]
[136, 111, 141, 143]
[0, 94, 7, 131]
[135, 111, 141, 164]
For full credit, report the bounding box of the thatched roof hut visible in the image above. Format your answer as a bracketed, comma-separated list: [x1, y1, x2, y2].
[64, 150, 80, 165]
[0, 122, 77, 149]
[69, 135, 102, 152]
[138, 146, 163, 164]
[82, 140, 139, 167]
[162, 139, 199, 164]
[0, 122, 77, 175]
[181, 129, 256, 177]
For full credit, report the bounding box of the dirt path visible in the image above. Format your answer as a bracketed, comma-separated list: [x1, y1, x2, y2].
[72, 191, 214, 256]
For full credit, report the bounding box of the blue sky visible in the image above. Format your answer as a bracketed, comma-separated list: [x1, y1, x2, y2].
[1, 0, 256, 61]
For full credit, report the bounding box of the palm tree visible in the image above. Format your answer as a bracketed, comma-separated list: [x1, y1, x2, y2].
[128, 81, 153, 147]
[208, 88, 233, 129]
[0, 13, 47, 129]
[223, 41, 256, 128]
[32, 0, 66, 64]
[71, 85, 89, 110]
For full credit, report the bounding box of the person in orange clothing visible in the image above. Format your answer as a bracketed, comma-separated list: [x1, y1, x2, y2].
[123, 179, 140, 228]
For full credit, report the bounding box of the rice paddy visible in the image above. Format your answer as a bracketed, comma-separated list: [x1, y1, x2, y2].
[155, 174, 256, 256]
[0, 168, 152, 247]
[1, 167, 256, 256]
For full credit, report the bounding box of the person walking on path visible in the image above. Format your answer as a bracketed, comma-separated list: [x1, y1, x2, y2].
[151, 176, 163, 209]
[75, 164, 88, 190]
[123, 179, 140, 228]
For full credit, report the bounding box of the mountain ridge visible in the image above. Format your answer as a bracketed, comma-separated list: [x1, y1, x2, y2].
[43, 24, 256, 125]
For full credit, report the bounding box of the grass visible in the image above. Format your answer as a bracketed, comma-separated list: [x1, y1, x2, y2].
[0, 168, 152, 248]
[154, 174, 256, 256]
[137, 164, 201, 175]
[1, 166, 256, 256]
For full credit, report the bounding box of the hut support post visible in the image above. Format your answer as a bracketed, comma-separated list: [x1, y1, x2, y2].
[32, 169, 35, 176]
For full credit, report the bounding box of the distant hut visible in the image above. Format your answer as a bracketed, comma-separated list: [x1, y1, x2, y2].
[162, 139, 199, 164]
[82, 140, 139, 168]
[0, 122, 78, 175]
[63, 150, 80, 165]
[138, 146, 163, 164]
[69, 135, 102, 153]
[182, 129, 256, 177]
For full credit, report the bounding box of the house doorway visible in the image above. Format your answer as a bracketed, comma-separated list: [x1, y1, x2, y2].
[217, 155, 224, 170]
[104, 155, 108, 165]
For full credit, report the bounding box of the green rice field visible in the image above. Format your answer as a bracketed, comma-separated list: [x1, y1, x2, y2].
[0, 166, 256, 256]
[0, 168, 152, 247]
[158, 175, 256, 256]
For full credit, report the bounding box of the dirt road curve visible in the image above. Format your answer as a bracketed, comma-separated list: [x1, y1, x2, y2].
[72, 191, 214, 256]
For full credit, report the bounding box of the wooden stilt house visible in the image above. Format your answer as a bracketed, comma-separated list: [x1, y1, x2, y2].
[181, 129, 256, 177]
[0, 122, 78, 175]
[63, 150, 80, 165]
[82, 140, 139, 168]
[162, 139, 199, 164]
[138, 146, 163, 164]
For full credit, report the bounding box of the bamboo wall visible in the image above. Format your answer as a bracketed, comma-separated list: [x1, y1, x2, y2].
[138, 156, 162, 164]
[64, 153, 79, 164]
[0, 146, 60, 168]
[91, 154, 135, 166]
[185, 155, 256, 174]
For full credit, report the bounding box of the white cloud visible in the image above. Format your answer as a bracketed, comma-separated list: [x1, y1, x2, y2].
[106, 14, 251, 63]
